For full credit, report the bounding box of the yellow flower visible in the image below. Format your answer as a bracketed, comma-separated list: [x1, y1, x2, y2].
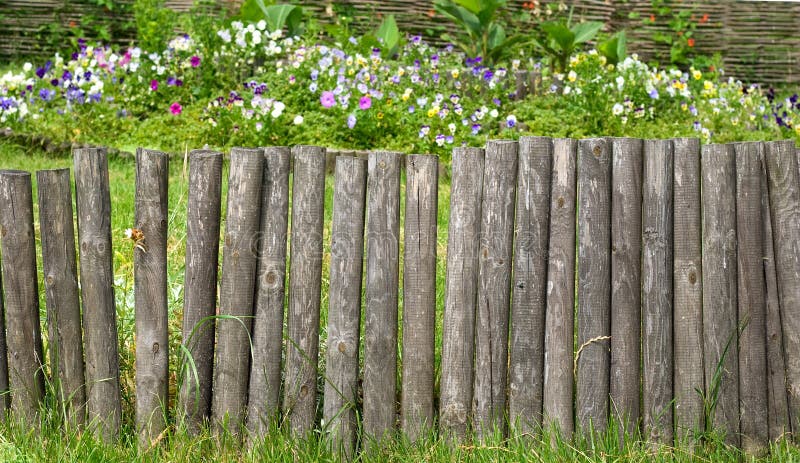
[398, 68, 405, 76]
[606, 64, 615, 72]
[377, 112, 384, 120]
[567, 71, 577, 82]
[692, 69, 702, 80]
[427, 106, 439, 118]
[795, 125, 800, 135]
[681, 103, 688, 111]
[451, 69, 460, 79]
[386, 99, 393, 107]
[703, 80, 714, 90]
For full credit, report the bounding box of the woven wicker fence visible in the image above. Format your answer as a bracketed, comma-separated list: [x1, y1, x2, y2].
[1, 0, 798, 85]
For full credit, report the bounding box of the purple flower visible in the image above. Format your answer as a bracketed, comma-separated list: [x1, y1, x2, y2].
[320, 91, 336, 108]
[693, 121, 701, 131]
[89, 93, 102, 103]
[689, 105, 698, 116]
[483, 70, 494, 81]
[50, 79, 59, 86]
[176, 79, 183, 87]
[347, 114, 357, 128]
[190, 55, 201, 67]
[39, 88, 55, 102]
[408, 105, 415, 113]
[648, 88, 659, 99]
[0, 97, 15, 110]
[150, 79, 159, 91]
[310, 70, 319, 81]
[167, 76, 177, 86]
[62, 70, 72, 81]
[84, 71, 92, 81]
[471, 123, 481, 135]
[358, 96, 372, 110]
[492, 98, 501, 106]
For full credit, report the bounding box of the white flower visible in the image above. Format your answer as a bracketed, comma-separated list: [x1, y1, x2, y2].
[612, 103, 624, 115]
[257, 20, 267, 31]
[23, 63, 32, 72]
[615, 76, 625, 91]
[489, 109, 499, 118]
[293, 114, 304, 125]
[217, 29, 232, 43]
[563, 86, 572, 95]
[448, 123, 456, 134]
[271, 101, 285, 118]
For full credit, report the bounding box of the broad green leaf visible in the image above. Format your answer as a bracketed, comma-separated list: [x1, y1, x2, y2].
[541, 22, 575, 52]
[571, 21, 603, 44]
[487, 23, 506, 50]
[453, 0, 482, 14]
[376, 15, 401, 55]
[434, 1, 482, 36]
[239, 0, 274, 22]
[264, 4, 302, 35]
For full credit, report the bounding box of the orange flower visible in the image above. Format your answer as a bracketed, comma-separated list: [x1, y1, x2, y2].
[687, 38, 695, 47]
[700, 13, 709, 24]
[649, 14, 656, 22]
[427, 9, 435, 17]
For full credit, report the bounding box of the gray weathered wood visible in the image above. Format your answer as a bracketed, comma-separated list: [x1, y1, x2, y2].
[0, 170, 45, 424]
[246, 147, 291, 440]
[672, 137, 704, 442]
[701, 143, 740, 447]
[36, 168, 85, 428]
[178, 150, 223, 434]
[283, 145, 327, 436]
[641, 139, 674, 445]
[323, 156, 367, 458]
[609, 137, 643, 437]
[363, 150, 402, 443]
[508, 136, 551, 433]
[0, 255, 6, 419]
[734, 142, 769, 454]
[439, 147, 485, 440]
[542, 138, 578, 439]
[73, 147, 121, 441]
[212, 147, 264, 434]
[401, 154, 439, 441]
[133, 148, 170, 447]
[761, 151, 790, 442]
[576, 138, 612, 435]
[765, 140, 800, 441]
[473, 140, 518, 439]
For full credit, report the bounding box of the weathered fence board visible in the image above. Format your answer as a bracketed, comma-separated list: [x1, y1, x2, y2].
[473, 140, 518, 439]
[401, 154, 439, 441]
[508, 136, 552, 433]
[542, 138, 578, 438]
[701, 143, 740, 447]
[246, 146, 291, 440]
[283, 146, 327, 436]
[73, 147, 121, 442]
[37, 168, 85, 428]
[0, 267, 6, 419]
[439, 147, 485, 440]
[363, 151, 402, 443]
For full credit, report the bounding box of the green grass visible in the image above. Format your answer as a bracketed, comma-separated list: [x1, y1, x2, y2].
[0, 140, 797, 461]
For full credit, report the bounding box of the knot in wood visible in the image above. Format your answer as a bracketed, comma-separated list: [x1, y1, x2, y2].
[688, 271, 697, 285]
[593, 145, 602, 156]
[338, 342, 347, 353]
[557, 197, 564, 208]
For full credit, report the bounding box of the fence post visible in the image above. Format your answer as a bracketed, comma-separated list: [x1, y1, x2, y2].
[0, 259, 6, 420]
[283, 145, 326, 436]
[701, 143, 740, 447]
[133, 148, 170, 447]
[439, 147, 485, 440]
[247, 146, 291, 440]
[641, 139, 674, 445]
[508, 137, 552, 434]
[212, 147, 264, 435]
[0, 170, 45, 424]
[73, 147, 121, 442]
[37, 168, 86, 428]
[179, 150, 223, 434]
[542, 138, 578, 439]
[609, 137, 643, 439]
[323, 156, 368, 458]
[764, 140, 800, 442]
[576, 138, 612, 435]
[401, 154, 439, 441]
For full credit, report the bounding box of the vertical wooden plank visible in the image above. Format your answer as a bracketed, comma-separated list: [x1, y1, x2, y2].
[283, 145, 326, 435]
[0, 254, 6, 419]
[401, 154, 439, 441]
[473, 140, 518, 439]
[609, 137, 643, 437]
[641, 139, 674, 445]
[701, 143, 740, 447]
[439, 147, 485, 440]
[761, 152, 790, 442]
[508, 136, 552, 433]
[672, 138, 704, 441]
[363, 150, 401, 443]
[133, 149, 170, 446]
[178, 150, 223, 434]
[247, 147, 291, 440]
[37, 168, 85, 428]
[212, 147, 264, 434]
[765, 140, 800, 440]
[542, 138, 578, 438]
[576, 138, 612, 435]
[73, 147, 121, 441]
[733, 142, 768, 454]
[323, 156, 367, 458]
[0, 170, 45, 424]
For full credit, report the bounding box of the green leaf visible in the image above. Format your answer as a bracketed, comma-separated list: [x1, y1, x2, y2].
[597, 31, 626, 65]
[541, 22, 575, 52]
[571, 21, 603, 44]
[434, 1, 482, 36]
[487, 23, 506, 50]
[264, 4, 303, 36]
[453, 0, 482, 14]
[375, 14, 401, 55]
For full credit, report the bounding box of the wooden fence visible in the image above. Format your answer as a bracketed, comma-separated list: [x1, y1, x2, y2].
[0, 137, 799, 456]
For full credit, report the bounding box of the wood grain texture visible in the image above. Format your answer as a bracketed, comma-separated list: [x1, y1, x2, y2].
[0, 170, 45, 424]
[179, 150, 223, 434]
[764, 140, 800, 440]
[363, 151, 402, 443]
[641, 139, 674, 445]
[323, 156, 367, 458]
[701, 143, 740, 447]
[473, 140, 518, 439]
[576, 138, 612, 435]
[542, 138, 578, 438]
[672, 138, 704, 441]
[212, 147, 264, 435]
[608, 137, 643, 437]
[283, 146, 327, 436]
[73, 147, 121, 442]
[0, 247, 6, 419]
[508, 136, 552, 433]
[37, 168, 85, 428]
[246, 147, 291, 441]
[401, 154, 439, 441]
[439, 147, 485, 440]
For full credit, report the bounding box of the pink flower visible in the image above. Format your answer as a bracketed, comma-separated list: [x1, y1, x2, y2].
[170, 102, 182, 115]
[358, 95, 372, 110]
[190, 55, 201, 67]
[320, 91, 335, 108]
[150, 79, 158, 91]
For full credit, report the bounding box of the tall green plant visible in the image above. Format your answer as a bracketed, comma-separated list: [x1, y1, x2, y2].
[533, 8, 603, 73]
[239, 0, 304, 36]
[433, 0, 523, 65]
[134, 0, 178, 52]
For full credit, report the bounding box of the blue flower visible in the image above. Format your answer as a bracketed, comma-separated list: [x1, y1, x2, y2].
[39, 88, 55, 102]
